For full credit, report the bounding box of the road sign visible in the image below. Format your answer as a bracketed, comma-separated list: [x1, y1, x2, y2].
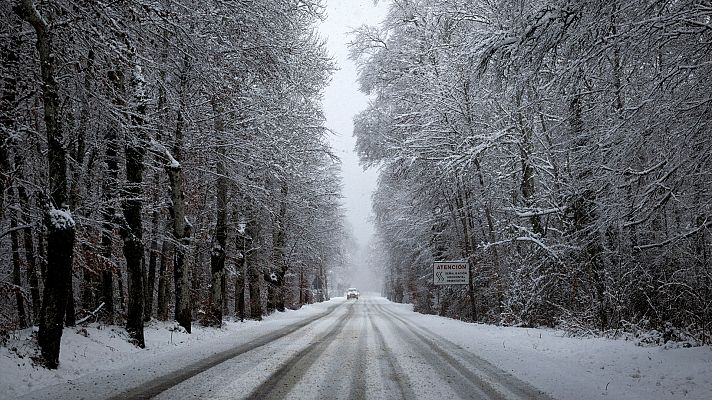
[433, 261, 469, 285]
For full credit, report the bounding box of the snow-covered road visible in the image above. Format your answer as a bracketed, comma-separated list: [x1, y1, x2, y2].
[149, 297, 549, 400]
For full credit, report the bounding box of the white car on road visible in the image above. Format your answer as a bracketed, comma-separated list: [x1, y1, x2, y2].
[346, 288, 359, 300]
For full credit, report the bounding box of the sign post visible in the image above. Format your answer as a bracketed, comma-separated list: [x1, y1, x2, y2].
[432, 261, 469, 285]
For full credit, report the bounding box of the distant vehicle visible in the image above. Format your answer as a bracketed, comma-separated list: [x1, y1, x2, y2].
[346, 288, 359, 300]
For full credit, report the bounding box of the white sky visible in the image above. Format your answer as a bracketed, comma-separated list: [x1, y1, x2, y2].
[319, 0, 388, 249]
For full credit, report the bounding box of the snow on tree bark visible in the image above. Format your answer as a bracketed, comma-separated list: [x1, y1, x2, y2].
[15, 0, 76, 368]
[119, 65, 147, 348]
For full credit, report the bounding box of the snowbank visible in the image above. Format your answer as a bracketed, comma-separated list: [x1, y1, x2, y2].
[386, 302, 712, 400]
[1, 300, 339, 399]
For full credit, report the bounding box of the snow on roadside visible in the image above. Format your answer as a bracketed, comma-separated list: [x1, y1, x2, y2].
[1, 299, 341, 399]
[386, 301, 712, 400]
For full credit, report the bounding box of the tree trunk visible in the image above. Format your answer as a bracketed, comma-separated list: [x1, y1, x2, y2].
[145, 200, 160, 322]
[169, 102, 191, 333]
[207, 98, 227, 327]
[76, 52, 94, 311]
[298, 267, 304, 305]
[156, 237, 170, 321]
[235, 231, 246, 322]
[191, 246, 202, 318]
[266, 285, 276, 314]
[152, 22, 170, 324]
[20, 188, 40, 322]
[10, 203, 28, 329]
[40, 213, 75, 369]
[16, 0, 76, 369]
[246, 221, 262, 320]
[249, 268, 262, 320]
[515, 90, 543, 235]
[65, 288, 76, 327]
[273, 180, 288, 312]
[144, 170, 161, 322]
[81, 265, 95, 311]
[119, 66, 147, 348]
[99, 121, 119, 325]
[172, 203, 191, 332]
[168, 55, 192, 332]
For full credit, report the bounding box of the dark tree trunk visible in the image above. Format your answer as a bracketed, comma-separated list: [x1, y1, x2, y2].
[191, 245, 201, 318]
[207, 98, 227, 327]
[299, 267, 305, 305]
[99, 265, 114, 325]
[236, 269, 245, 321]
[246, 222, 262, 320]
[222, 274, 228, 316]
[119, 67, 147, 348]
[172, 209, 191, 333]
[23, 221, 40, 323]
[235, 211, 246, 321]
[144, 171, 161, 322]
[236, 242, 246, 322]
[266, 285, 276, 315]
[168, 55, 192, 333]
[121, 220, 144, 348]
[272, 181, 288, 312]
[99, 121, 119, 324]
[156, 237, 170, 320]
[81, 267, 95, 311]
[76, 52, 95, 312]
[117, 272, 126, 314]
[13, 180, 39, 324]
[515, 91, 543, 235]
[39, 213, 75, 368]
[65, 289, 76, 327]
[170, 111, 191, 332]
[151, 30, 169, 324]
[145, 201, 160, 322]
[37, 210, 47, 284]
[249, 269, 262, 320]
[10, 206, 28, 329]
[16, 0, 76, 369]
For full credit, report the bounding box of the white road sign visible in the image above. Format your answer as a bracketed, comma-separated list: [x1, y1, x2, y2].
[433, 261, 469, 285]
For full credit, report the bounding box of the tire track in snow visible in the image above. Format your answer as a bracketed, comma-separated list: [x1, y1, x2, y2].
[372, 302, 499, 399]
[109, 302, 343, 400]
[346, 301, 369, 400]
[246, 302, 356, 399]
[373, 303, 553, 400]
[365, 300, 416, 400]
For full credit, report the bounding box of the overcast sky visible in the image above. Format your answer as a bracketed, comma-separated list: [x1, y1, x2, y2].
[319, 1, 388, 249]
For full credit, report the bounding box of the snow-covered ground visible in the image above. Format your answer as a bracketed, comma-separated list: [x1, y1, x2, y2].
[384, 302, 712, 400]
[2, 296, 710, 399]
[1, 300, 339, 399]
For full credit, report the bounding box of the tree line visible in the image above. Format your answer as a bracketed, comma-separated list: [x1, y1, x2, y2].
[1, 0, 349, 368]
[352, 0, 711, 344]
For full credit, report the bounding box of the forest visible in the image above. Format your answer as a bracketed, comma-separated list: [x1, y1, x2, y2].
[0, 0, 350, 368]
[351, 0, 711, 345]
